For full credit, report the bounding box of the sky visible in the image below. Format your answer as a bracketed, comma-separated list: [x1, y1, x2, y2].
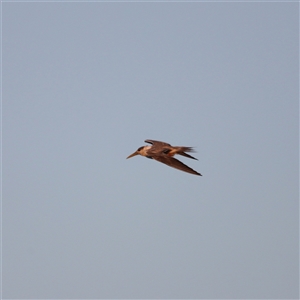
[2, 1, 299, 299]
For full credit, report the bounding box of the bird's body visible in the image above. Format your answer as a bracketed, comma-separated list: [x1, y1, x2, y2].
[127, 139, 202, 176]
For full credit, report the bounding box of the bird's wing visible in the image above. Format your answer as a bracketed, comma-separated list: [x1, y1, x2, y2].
[152, 154, 202, 176]
[145, 139, 172, 156]
[145, 139, 171, 147]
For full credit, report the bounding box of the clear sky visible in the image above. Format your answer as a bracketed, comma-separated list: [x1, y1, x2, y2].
[3, 2, 299, 299]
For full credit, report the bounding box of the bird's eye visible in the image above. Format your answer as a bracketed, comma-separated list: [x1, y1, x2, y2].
[138, 146, 144, 151]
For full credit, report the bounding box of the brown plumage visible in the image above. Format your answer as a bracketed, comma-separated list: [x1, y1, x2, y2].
[127, 139, 202, 176]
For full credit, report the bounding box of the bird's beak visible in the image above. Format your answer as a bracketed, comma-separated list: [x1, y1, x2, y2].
[127, 151, 139, 159]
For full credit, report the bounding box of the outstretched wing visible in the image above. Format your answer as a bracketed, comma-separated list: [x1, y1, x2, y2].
[153, 154, 202, 176]
[145, 139, 172, 156]
[145, 139, 171, 147]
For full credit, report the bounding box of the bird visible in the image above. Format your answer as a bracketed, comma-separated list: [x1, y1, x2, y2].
[127, 139, 202, 176]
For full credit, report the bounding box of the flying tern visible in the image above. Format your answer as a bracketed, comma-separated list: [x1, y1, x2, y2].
[127, 139, 202, 176]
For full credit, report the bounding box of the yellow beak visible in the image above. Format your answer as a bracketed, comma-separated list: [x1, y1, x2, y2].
[127, 151, 139, 159]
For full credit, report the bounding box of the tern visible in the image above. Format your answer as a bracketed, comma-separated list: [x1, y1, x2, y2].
[127, 139, 202, 176]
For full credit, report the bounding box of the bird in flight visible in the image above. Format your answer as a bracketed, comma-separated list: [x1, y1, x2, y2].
[127, 139, 202, 176]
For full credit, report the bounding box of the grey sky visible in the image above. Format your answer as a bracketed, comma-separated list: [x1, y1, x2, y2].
[3, 2, 299, 299]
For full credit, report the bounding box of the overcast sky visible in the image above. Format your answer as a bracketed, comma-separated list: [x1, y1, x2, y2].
[3, 2, 299, 299]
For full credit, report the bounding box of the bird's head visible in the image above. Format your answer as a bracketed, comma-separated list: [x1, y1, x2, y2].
[126, 146, 146, 159]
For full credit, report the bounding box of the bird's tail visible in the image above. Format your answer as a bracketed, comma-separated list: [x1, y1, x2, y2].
[175, 147, 198, 160]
